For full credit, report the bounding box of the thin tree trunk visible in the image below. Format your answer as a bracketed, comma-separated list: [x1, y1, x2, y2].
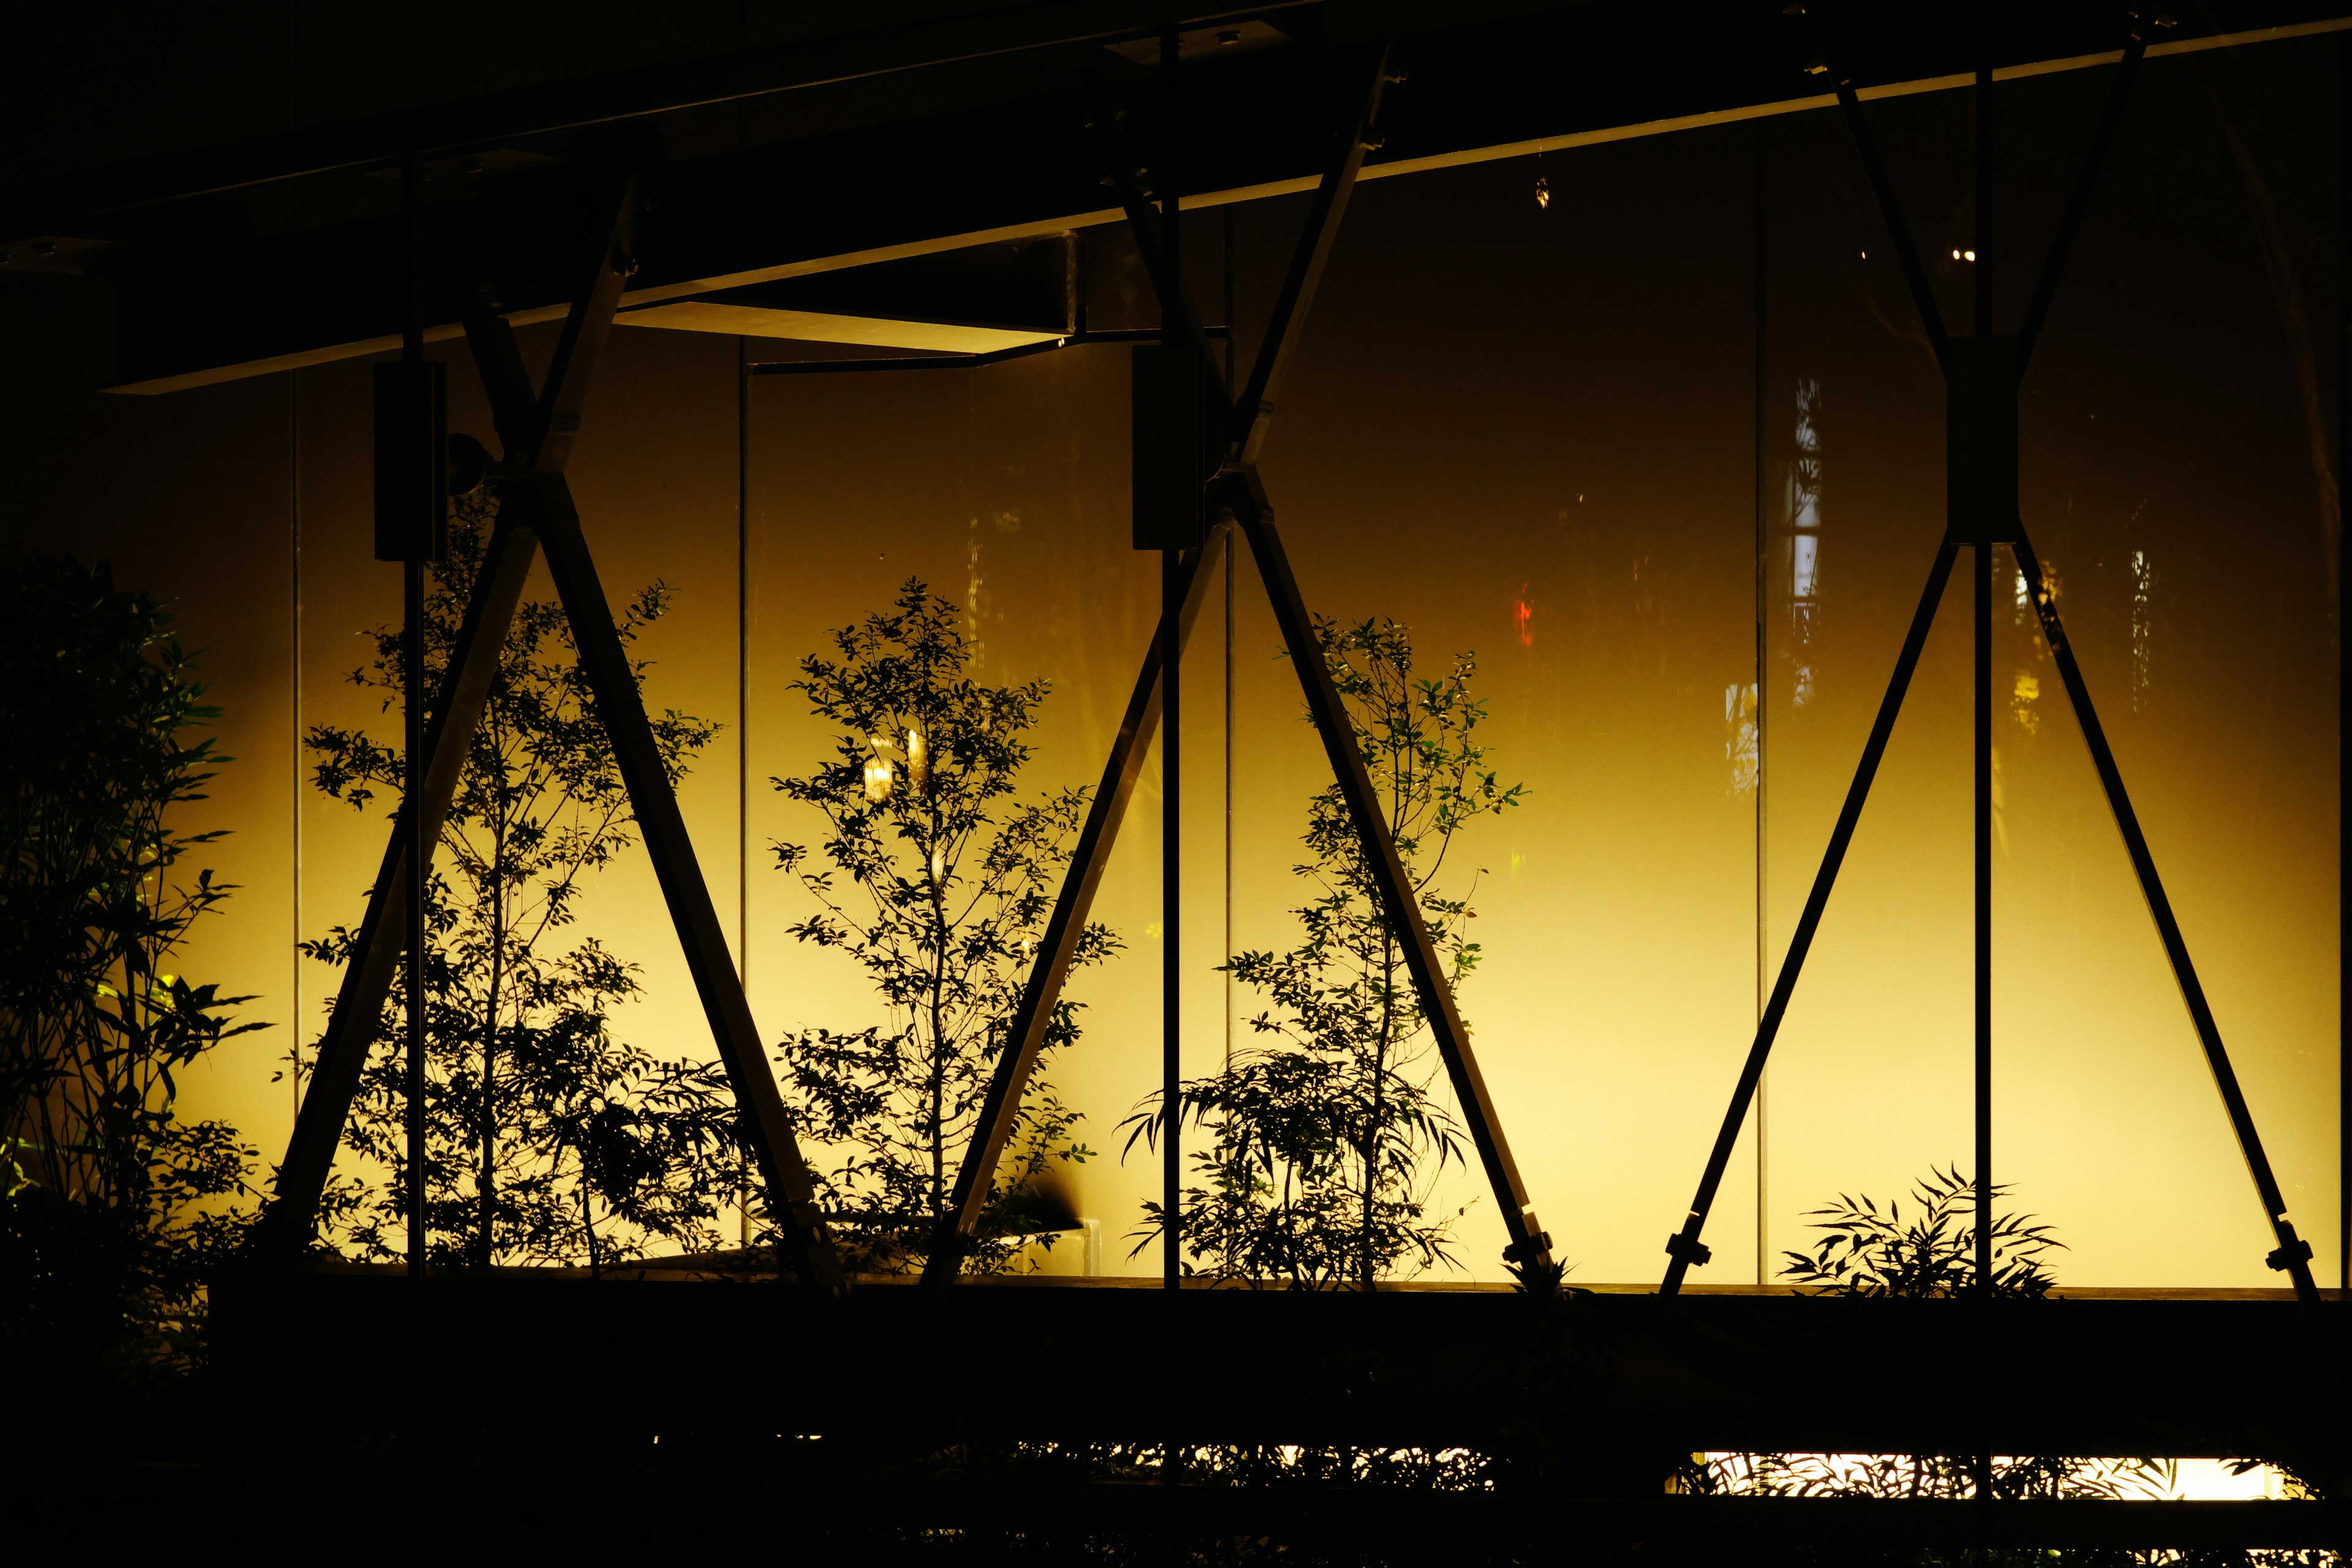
[925, 791, 949, 1223]
[1366, 926, 1393, 1291]
[576, 1144, 601, 1279]
[478, 805, 505, 1268]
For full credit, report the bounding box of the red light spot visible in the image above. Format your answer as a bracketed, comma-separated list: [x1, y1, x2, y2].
[1513, 583, 1534, 647]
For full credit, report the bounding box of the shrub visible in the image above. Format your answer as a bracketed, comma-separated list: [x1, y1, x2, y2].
[0, 555, 260, 1406]
[1128, 615, 1522, 1287]
[301, 502, 740, 1270]
[772, 580, 1108, 1274]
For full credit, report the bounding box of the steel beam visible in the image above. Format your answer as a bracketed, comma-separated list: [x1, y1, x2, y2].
[1226, 469, 1551, 1270]
[1970, 45, 1995, 1513]
[1232, 49, 1395, 467]
[1826, 67, 1951, 377]
[262, 175, 841, 1289]
[522, 475, 839, 1291]
[1120, 192, 1234, 426]
[1128, 41, 1548, 1275]
[1673, 7, 2305, 1300]
[919, 524, 1227, 1284]
[1664, 540, 1961, 1294]
[2012, 528, 2321, 1305]
[2013, 28, 2150, 372]
[257, 183, 636, 1262]
[256, 517, 540, 1262]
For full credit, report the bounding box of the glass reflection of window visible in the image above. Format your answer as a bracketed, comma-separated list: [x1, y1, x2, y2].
[1781, 379, 1825, 707]
[1725, 681, 1758, 795]
[2007, 561, 2060, 735]
[2129, 548, 2154, 712]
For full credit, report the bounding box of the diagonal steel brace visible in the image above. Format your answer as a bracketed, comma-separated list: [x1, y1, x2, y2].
[258, 172, 842, 1291]
[1666, 12, 2313, 1303]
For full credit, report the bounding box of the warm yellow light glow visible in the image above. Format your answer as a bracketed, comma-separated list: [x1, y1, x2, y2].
[907, 726, 929, 792]
[1700, 1454, 2291, 1499]
[864, 735, 895, 802]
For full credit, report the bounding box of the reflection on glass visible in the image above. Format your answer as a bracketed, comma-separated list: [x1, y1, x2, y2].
[2130, 548, 2155, 712]
[1725, 681, 1758, 796]
[1782, 379, 1825, 709]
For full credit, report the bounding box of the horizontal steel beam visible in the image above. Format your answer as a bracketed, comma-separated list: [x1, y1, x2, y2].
[214, 1271, 2352, 1469]
[92, 7, 2352, 394]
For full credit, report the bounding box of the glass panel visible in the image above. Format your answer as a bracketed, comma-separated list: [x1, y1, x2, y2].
[16, 34, 2334, 1291]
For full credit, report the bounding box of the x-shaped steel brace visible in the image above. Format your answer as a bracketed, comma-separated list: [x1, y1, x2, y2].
[922, 47, 1555, 1286]
[255, 171, 845, 1293]
[1663, 9, 2321, 1305]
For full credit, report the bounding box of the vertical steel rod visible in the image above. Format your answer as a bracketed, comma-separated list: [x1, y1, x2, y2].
[399, 150, 429, 1306]
[1973, 56, 1994, 341]
[1972, 49, 1996, 1305]
[290, 373, 303, 1131]
[1974, 539, 1992, 1291]
[1971, 37, 1996, 1513]
[2012, 529, 2321, 1304]
[403, 561, 425, 1277]
[1752, 119, 1771, 1286]
[737, 334, 750, 996]
[2339, 28, 2350, 1299]
[1159, 21, 1183, 1300]
[738, 331, 753, 1250]
[1224, 202, 1237, 1087]
[919, 530, 1226, 1283]
[1973, 535, 1995, 1507]
[1664, 541, 1961, 1293]
[1163, 548, 1182, 1292]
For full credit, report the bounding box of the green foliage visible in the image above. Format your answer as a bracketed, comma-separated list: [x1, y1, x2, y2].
[300, 503, 742, 1270]
[0, 555, 261, 1398]
[1127, 615, 1523, 1287]
[1708, 1166, 2168, 1509]
[773, 579, 1109, 1274]
[1780, 1163, 2063, 1299]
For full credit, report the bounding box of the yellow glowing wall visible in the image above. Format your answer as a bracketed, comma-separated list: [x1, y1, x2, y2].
[15, 41, 2340, 1289]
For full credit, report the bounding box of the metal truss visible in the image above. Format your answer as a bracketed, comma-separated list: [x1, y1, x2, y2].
[254, 170, 845, 1292]
[1662, 8, 2322, 1308]
[923, 45, 1555, 1287]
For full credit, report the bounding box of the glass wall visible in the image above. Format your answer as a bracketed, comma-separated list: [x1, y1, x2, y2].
[18, 32, 2339, 1291]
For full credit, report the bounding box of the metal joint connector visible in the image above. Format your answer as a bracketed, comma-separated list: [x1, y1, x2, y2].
[2267, 1236, 2313, 1272]
[1665, 1232, 1713, 1267]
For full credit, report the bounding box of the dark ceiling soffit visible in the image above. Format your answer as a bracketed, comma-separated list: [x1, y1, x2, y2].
[103, 40, 1362, 391]
[13, 0, 2322, 244]
[0, 1, 1316, 241]
[93, 3, 2352, 393]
